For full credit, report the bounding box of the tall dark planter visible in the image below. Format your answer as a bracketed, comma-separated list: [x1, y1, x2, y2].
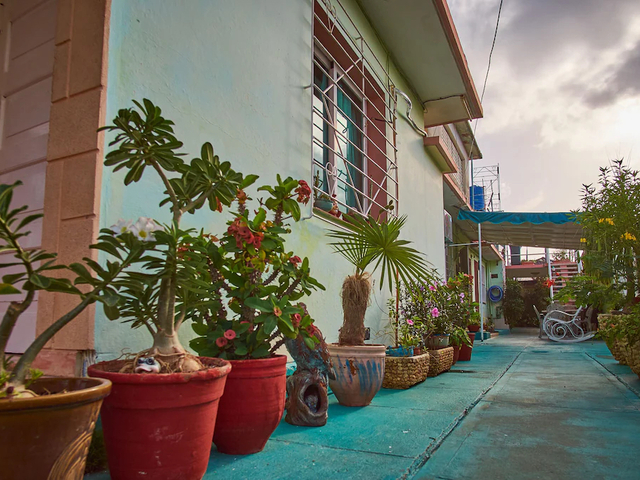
[0, 377, 110, 480]
[458, 336, 475, 361]
[213, 355, 287, 455]
[89, 357, 230, 480]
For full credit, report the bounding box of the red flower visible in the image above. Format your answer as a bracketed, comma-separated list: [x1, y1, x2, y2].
[273, 306, 282, 317]
[240, 320, 254, 332]
[216, 337, 228, 348]
[289, 256, 302, 267]
[306, 324, 317, 336]
[295, 180, 312, 205]
[292, 313, 301, 328]
[252, 231, 264, 249]
[224, 329, 236, 340]
[236, 189, 247, 205]
[215, 197, 223, 213]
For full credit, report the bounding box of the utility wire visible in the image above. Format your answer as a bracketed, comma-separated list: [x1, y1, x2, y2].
[470, 0, 505, 204]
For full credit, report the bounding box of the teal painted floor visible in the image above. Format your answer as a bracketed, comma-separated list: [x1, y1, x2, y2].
[86, 332, 640, 479]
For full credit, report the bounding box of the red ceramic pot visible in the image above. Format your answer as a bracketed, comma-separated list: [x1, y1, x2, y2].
[452, 345, 460, 364]
[213, 355, 287, 455]
[89, 357, 230, 480]
[458, 337, 475, 361]
[468, 325, 480, 333]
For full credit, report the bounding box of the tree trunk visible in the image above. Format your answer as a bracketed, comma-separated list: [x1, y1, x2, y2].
[338, 274, 371, 346]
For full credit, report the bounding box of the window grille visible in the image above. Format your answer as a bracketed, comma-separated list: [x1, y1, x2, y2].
[312, 0, 399, 218]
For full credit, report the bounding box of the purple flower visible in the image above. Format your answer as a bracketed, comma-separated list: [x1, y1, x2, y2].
[460, 293, 465, 299]
[431, 307, 440, 318]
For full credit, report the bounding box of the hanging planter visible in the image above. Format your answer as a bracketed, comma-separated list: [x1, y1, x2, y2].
[213, 355, 287, 455]
[89, 358, 230, 480]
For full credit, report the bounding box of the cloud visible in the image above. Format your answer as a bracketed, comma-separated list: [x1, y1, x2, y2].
[583, 40, 640, 107]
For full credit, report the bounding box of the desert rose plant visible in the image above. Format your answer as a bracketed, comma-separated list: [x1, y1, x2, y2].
[189, 175, 325, 359]
[0, 183, 147, 396]
[97, 99, 255, 372]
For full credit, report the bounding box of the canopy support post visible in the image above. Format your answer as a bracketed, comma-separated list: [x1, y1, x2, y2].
[479, 222, 484, 343]
[546, 248, 553, 300]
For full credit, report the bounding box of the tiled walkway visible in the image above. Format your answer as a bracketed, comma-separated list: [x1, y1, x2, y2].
[87, 332, 640, 479]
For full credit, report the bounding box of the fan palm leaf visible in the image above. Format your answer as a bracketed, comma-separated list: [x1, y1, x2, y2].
[327, 214, 435, 291]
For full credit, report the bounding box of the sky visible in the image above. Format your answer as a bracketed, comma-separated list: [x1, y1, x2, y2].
[448, 0, 640, 213]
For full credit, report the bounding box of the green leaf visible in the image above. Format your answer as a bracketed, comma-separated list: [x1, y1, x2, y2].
[29, 274, 51, 289]
[250, 343, 270, 358]
[234, 344, 248, 357]
[0, 283, 21, 295]
[104, 304, 120, 320]
[304, 336, 316, 350]
[241, 175, 259, 189]
[244, 297, 274, 313]
[2, 273, 25, 285]
[192, 322, 209, 336]
[264, 315, 278, 334]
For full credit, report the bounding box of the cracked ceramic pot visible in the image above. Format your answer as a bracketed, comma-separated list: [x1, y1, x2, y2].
[327, 344, 386, 407]
[89, 357, 231, 480]
[0, 377, 110, 480]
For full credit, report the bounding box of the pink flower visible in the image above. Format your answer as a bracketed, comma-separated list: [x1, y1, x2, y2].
[216, 337, 228, 347]
[460, 293, 465, 299]
[431, 307, 440, 318]
[292, 313, 301, 328]
[406, 318, 414, 325]
[289, 256, 302, 267]
[429, 285, 437, 291]
[224, 329, 236, 340]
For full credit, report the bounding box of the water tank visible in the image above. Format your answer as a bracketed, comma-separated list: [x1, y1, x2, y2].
[470, 185, 485, 211]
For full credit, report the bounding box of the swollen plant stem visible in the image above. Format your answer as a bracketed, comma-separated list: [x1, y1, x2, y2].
[10, 295, 93, 387]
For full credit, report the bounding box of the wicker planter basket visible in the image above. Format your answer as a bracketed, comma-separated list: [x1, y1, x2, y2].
[427, 347, 454, 377]
[623, 340, 640, 378]
[606, 338, 628, 365]
[382, 353, 430, 389]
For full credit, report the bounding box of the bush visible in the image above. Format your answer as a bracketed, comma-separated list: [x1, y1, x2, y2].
[503, 279, 525, 327]
[522, 278, 550, 326]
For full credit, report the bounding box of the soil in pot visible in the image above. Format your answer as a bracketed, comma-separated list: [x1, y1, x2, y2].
[458, 337, 475, 361]
[328, 344, 386, 407]
[213, 355, 287, 455]
[89, 357, 230, 480]
[0, 377, 110, 480]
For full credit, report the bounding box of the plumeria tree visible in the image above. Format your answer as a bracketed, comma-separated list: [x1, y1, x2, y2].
[189, 175, 325, 359]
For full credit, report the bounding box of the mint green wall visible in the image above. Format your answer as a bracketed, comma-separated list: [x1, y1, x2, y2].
[96, 0, 446, 358]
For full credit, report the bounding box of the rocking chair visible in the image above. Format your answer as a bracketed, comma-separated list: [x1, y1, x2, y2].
[541, 305, 596, 343]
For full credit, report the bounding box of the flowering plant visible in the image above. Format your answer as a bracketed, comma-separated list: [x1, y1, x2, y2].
[189, 175, 325, 359]
[386, 298, 432, 348]
[436, 273, 479, 328]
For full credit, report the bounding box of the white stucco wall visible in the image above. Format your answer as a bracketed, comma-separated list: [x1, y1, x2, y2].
[95, 0, 448, 357]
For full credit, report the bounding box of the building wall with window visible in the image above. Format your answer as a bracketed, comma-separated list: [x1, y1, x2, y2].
[93, 0, 450, 357]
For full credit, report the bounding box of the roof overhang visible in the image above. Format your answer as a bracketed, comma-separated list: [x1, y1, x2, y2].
[506, 263, 548, 279]
[456, 210, 584, 250]
[357, 0, 483, 127]
[424, 136, 459, 173]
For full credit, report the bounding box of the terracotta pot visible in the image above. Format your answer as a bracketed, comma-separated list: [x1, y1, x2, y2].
[89, 357, 230, 480]
[458, 336, 475, 361]
[452, 345, 461, 364]
[0, 377, 110, 480]
[468, 325, 480, 333]
[328, 344, 386, 407]
[213, 355, 287, 455]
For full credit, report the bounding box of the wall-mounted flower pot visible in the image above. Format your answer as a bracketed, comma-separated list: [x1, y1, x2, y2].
[314, 198, 334, 212]
[426, 334, 450, 350]
[328, 344, 386, 407]
[89, 357, 230, 480]
[0, 377, 110, 480]
[213, 355, 287, 455]
[386, 345, 414, 357]
[458, 336, 475, 361]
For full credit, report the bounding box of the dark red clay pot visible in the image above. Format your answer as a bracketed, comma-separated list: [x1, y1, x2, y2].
[88, 357, 230, 480]
[468, 325, 481, 333]
[458, 337, 475, 361]
[452, 345, 460, 364]
[213, 355, 287, 455]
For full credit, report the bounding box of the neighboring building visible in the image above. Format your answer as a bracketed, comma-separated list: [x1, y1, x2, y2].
[0, 0, 484, 374]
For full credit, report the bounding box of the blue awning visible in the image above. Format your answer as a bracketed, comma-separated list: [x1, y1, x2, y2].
[455, 210, 583, 249]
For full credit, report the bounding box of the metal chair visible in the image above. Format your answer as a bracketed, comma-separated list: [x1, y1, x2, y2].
[542, 306, 596, 343]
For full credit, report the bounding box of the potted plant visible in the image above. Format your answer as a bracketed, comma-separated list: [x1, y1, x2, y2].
[449, 326, 472, 364]
[189, 174, 324, 455]
[467, 317, 481, 333]
[0, 182, 147, 478]
[86, 99, 248, 479]
[326, 214, 431, 406]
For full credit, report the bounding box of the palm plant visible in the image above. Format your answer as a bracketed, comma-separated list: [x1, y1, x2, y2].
[327, 214, 434, 346]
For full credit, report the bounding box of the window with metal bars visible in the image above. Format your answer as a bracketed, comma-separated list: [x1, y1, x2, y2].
[312, 0, 398, 219]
